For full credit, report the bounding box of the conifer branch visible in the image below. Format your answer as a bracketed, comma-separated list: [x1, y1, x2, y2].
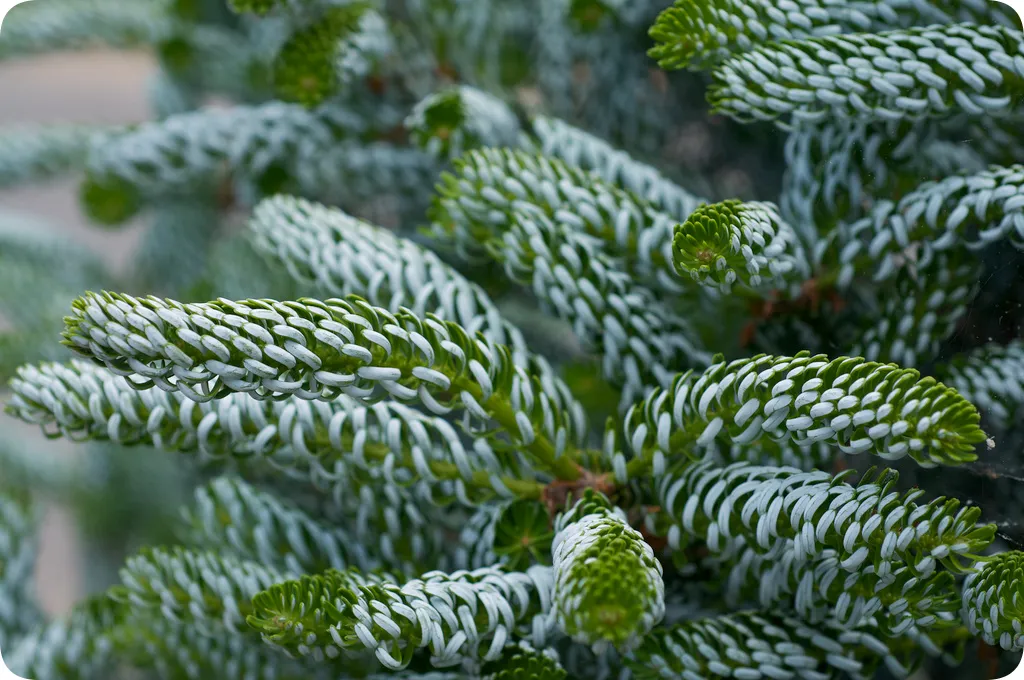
[938, 340, 1024, 432]
[649, 0, 1018, 71]
[0, 125, 112, 188]
[113, 546, 285, 634]
[248, 566, 555, 669]
[6, 359, 546, 505]
[850, 252, 980, 368]
[708, 24, 1024, 128]
[60, 292, 584, 481]
[247, 194, 587, 447]
[429, 147, 686, 295]
[619, 352, 987, 481]
[493, 206, 709, 407]
[837, 165, 1024, 286]
[655, 460, 995, 575]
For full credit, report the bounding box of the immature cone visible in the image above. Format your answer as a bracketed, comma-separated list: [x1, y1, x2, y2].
[551, 489, 665, 652]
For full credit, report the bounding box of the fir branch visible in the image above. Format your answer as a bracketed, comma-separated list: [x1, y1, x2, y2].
[937, 340, 1024, 432]
[708, 23, 1024, 128]
[0, 125, 112, 188]
[429, 147, 686, 295]
[406, 86, 526, 162]
[779, 118, 939, 234]
[551, 490, 664, 652]
[113, 546, 285, 634]
[6, 359, 545, 505]
[649, 0, 1018, 71]
[492, 205, 709, 407]
[850, 251, 980, 368]
[247, 194, 587, 447]
[529, 115, 705, 222]
[60, 292, 584, 480]
[0, 0, 173, 60]
[709, 539, 962, 636]
[626, 610, 931, 680]
[837, 165, 1024, 286]
[178, 476, 375, 574]
[961, 549, 1024, 651]
[248, 566, 555, 669]
[655, 460, 995, 576]
[672, 199, 811, 296]
[620, 352, 987, 481]
[80, 102, 366, 224]
[271, 3, 378, 107]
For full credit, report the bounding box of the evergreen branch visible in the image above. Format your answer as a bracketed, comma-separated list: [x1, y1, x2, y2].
[248, 566, 555, 670]
[529, 115, 705, 222]
[626, 611, 931, 679]
[405, 87, 704, 221]
[656, 460, 995, 576]
[429, 147, 686, 295]
[60, 292, 584, 480]
[551, 490, 664, 652]
[113, 546, 285, 634]
[5, 595, 121, 680]
[247, 194, 587, 449]
[837, 165, 1024, 286]
[406, 86, 526, 162]
[961, 549, 1024, 651]
[493, 205, 709, 407]
[780, 118, 942, 233]
[850, 251, 980, 368]
[81, 102, 366, 224]
[709, 539, 961, 636]
[619, 352, 987, 481]
[293, 141, 439, 215]
[271, 3, 379, 107]
[178, 476, 375, 574]
[937, 340, 1024, 432]
[0, 125, 112, 188]
[0, 0, 173, 60]
[672, 199, 811, 296]
[708, 24, 1024, 128]
[649, 0, 1018, 71]
[6, 359, 545, 505]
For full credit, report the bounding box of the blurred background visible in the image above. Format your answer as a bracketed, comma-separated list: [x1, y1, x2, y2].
[0, 46, 158, 616]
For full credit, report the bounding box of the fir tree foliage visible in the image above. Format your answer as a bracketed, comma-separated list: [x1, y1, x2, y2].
[3, 0, 1024, 677]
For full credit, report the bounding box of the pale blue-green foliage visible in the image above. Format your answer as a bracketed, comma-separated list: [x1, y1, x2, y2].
[709, 24, 1024, 128]
[5, 597, 120, 680]
[85, 101, 366, 198]
[849, 251, 981, 368]
[134, 200, 223, 295]
[837, 164, 1024, 286]
[0, 0, 173, 60]
[939, 340, 1024, 431]
[0, 126, 113, 188]
[0, 490, 41, 651]
[649, 0, 1018, 70]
